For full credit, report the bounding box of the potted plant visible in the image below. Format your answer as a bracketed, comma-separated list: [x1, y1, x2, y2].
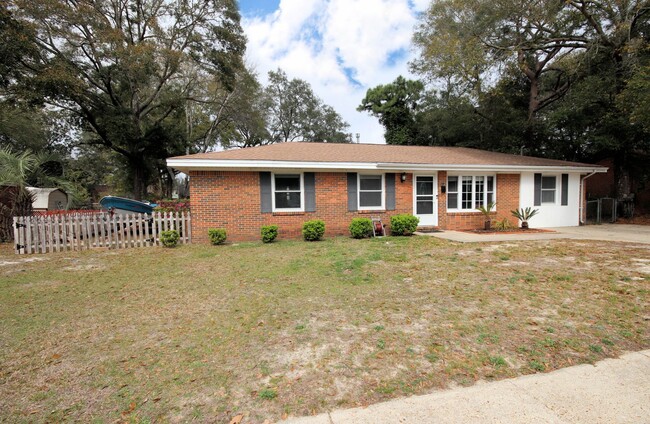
[511, 207, 540, 229]
[476, 202, 496, 230]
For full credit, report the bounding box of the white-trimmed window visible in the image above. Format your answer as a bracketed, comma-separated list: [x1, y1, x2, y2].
[272, 173, 303, 211]
[447, 175, 495, 210]
[358, 174, 384, 209]
[541, 176, 556, 204]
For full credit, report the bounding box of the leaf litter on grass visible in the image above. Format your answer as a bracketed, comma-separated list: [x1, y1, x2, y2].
[0, 237, 648, 422]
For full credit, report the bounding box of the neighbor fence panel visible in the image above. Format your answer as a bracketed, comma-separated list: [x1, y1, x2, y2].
[12, 211, 191, 254]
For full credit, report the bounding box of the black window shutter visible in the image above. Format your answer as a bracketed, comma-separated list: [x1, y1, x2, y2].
[304, 172, 316, 212]
[385, 173, 396, 210]
[347, 172, 358, 211]
[260, 172, 272, 213]
[561, 174, 569, 206]
[533, 173, 542, 206]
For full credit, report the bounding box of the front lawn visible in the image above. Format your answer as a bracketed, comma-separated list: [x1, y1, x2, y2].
[1, 236, 648, 422]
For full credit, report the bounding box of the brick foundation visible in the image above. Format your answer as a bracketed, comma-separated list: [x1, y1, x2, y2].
[189, 171, 522, 242]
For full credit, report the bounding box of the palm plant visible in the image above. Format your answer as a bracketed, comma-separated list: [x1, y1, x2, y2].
[0, 148, 39, 216]
[476, 201, 496, 230]
[511, 207, 540, 229]
[0, 147, 82, 241]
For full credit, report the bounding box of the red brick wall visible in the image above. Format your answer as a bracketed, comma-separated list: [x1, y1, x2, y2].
[495, 174, 520, 225]
[189, 171, 523, 241]
[189, 171, 413, 242]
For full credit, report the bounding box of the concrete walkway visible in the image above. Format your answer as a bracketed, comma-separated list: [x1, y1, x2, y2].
[417, 224, 650, 244]
[285, 350, 650, 424]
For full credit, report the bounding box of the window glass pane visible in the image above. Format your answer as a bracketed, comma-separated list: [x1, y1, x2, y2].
[487, 192, 494, 204]
[462, 177, 473, 209]
[541, 190, 555, 204]
[542, 176, 556, 189]
[360, 175, 382, 190]
[275, 192, 301, 208]
[475, 176, 485, 208]
[416, 180, 434, 195]
[417, 200, 434, 214]
[360, 191, 382, 207]
[275, 174, 300, 191]
[448, 176, 458, 192]
[487, 176, 494, 192]
[447, 193, 458, 209]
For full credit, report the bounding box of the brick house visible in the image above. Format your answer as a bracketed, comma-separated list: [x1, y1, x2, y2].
[167, 143, 607, 242]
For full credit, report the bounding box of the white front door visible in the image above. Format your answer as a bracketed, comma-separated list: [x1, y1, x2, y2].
[414, 175, 438, 226]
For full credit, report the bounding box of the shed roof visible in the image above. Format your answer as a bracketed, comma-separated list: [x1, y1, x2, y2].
[26, 187, 67, 209]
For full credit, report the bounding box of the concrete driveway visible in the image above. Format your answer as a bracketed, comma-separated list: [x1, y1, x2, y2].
[418, 224, 650, 244]
[286, 350, 650, 424]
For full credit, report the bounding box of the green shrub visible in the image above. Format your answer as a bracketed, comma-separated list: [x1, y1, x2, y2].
[390, 214, 419, 236]
[302, 219, 325, 241]
[208, 228, 227, 245]
[493, 218, 515, 231]
[349, 217, 373, 239]
[160, 230, 180, 248]
[261, 225, 278, 243]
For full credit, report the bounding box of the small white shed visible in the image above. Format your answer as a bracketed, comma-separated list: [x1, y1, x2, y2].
[26, 187, 68, 211]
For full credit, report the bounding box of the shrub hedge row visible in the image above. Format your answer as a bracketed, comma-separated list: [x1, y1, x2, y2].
[195, 214, 420, 247]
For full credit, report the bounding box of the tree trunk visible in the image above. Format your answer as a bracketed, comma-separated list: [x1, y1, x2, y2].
[614, 153, 634, 218]
[129, 157, 148, 200]
[611, 51, 634, 218]
[160, 167, 174, 199]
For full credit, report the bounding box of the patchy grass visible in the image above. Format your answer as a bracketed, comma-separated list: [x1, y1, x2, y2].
[0, 236, 649, 423]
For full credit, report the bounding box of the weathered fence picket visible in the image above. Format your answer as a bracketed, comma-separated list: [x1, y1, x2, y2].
[11, 211, 191, 255]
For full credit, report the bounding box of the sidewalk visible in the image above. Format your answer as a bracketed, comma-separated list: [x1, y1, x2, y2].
[417, 224, 650, 244]
[285, 350, 650, 424]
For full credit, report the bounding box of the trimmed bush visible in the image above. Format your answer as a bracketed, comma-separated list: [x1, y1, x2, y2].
[160, 230, 180, 248]
[208, 228, 227, 245]
[349, 217, 373, 239]
[261, 225, 278, 243]
[302, 219, 325, 241]
[390, 214, 419, 236]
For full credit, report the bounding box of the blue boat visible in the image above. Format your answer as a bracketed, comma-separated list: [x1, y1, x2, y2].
[99, 196, 157, 215]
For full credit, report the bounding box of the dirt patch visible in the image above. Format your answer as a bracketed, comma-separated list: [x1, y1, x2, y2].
[0, 237, 648, 423]
[632, 258, 650, 274]
[617, 214, 650, 225]
[460, 228, 556, 234]
[0, 257, 47, 266]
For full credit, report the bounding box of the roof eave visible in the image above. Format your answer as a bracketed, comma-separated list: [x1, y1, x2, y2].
[166, 159, 608, 174]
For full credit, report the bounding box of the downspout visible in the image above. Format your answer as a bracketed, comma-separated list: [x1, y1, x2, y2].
[579, 171, 598, 225]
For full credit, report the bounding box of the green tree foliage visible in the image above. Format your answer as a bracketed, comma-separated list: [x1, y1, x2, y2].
[412, 0, 588, 145]
[12, 0, 247, 199]
[0, 147, 88, 240]
[220, 71, 272, 149]
[357, 76, 424, 145]
[408, 0, 649, 205]
[0, 4, 38, 89]
[264, 69, 350, 144]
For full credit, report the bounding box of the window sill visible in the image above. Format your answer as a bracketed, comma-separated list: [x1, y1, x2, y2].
[447, 210, 497, 215]
[357, 209, 386, 214]
[272, 211, 307, 216]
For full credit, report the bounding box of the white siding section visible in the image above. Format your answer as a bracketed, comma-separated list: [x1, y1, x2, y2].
[519, 172, 581, 227]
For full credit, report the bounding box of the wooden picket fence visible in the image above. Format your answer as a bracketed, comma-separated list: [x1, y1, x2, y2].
[12, 211, 191, 254]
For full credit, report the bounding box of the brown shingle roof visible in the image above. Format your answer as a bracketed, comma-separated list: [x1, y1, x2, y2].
[169, 142, 602, 169]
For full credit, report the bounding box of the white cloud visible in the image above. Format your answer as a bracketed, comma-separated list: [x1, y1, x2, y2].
[242, 0, 425, 144]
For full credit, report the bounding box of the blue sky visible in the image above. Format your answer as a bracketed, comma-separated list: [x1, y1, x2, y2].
[238, 0, 281, 17]
[238, 0, 429, 143]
